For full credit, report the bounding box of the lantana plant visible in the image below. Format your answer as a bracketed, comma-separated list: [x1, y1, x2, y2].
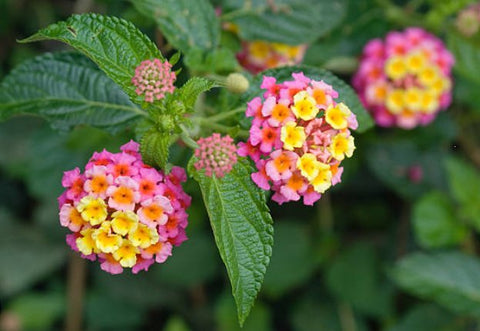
[0, 5, 371, 326]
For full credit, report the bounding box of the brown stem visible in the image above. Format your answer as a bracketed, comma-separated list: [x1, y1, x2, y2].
[73, 0, 94, 13]
[317, 192, 334, 233]
[65, 253, 86, 331]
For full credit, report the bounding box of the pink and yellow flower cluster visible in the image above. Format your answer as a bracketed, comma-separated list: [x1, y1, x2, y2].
[353, 28, 454, 129]
[236, 40, 307, 74]
[238, 73, 358, 205]
[58, 141, 190, 274]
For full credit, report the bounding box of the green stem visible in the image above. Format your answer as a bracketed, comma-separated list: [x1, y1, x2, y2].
[317, 192, 334, 234]
[338, 302, 357, 331]
[207, 107, 245, 122]
[179, 124, 199, 149]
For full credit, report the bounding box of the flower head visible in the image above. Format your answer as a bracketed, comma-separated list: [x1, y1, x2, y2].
[353, 27, 454, 129]
[58, 141, 190, 274]
[132, 59, 176, 103]
[194, 133, 238, 178]
[236, 40, 307, 74]
[241, 73, 357, 205]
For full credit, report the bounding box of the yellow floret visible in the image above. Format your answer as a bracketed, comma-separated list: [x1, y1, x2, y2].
[128, 223, 159, 249]
[291, 91, 319, 120]
[310, 163, 332, 194]
[325, 103, 351, 130]
[76, 228, 98, 256]
[404, 87, 423, 112]
[297, 153, 322, 181]
[418, 66, 439, 87]
[111, 210, 139, 236]
[329, 133, 355, 161]
[385, 56, 407, 80]
[249, 41, 270, 60]
[76, 196, 108, 226]
[113, 240, 139, 268]
[386, 89, 405, 114]
[419, 90, 439, 114]
[406, 51, 427, 74]
[281, 121, 306, 151]
[93, 222, 122, 254]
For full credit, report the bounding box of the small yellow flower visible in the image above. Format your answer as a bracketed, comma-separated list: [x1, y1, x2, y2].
[291, 91, 319, 120]
[310, 163, 332, 194]
[419, 90, 439, 114]
[297, 153, 322, 181]
[128, 223, 159, 249]
[76, 196, 107, 226]
[386, 89, 405, 114]
[249, 41, 270, 60]
[418, 66, 439, 87]
[329, 133, 355, 161]
[406, 51, 427, 74]
[113, 240, 139, 268]
[385, 56, 407, 80]
[93, 222, 123, 254]
[111, 210, 139, 236]
[404, 87, 423, 111]
[281, 121, 306, 150]
[325, 103, 351, 130]
[76, 228, 98, 256]
[431, 77, 450, 95]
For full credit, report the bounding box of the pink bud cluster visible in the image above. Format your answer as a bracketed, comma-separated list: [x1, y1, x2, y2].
[456, 2, 480, 37]
[58, 141, 191, 274]
[238, 72, 358, 205]
[236, 40, 307, 74]
[194, 133, 238, 178]
[132, 59, 176, 103]
[353, 27, 454, 129]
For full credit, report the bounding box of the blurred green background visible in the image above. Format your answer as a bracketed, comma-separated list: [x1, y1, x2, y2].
[1, 0, 480, 330]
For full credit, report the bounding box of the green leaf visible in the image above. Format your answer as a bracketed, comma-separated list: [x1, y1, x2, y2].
[326, 242, 393, 317]
[448, 32, 480, 85]
[131, 0, 220, 52]
[391, 251, 480, 318]
[0, 52, 143, 132]
[263, 221, 317, 298]
[222, 0, 346, 44]
[140, 129, 172, 169]
[243, 65, 374, 133]
[189, 158, 274, 326]
[184, 47, 239, 74]
[173, 77, 216, 112]
[445, 156, 480, 228]
[20, 13, 163, 101]
[412, 191, 468, 249]
[387, 304, 458, 331]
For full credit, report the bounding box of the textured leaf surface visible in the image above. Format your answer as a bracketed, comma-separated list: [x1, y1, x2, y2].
[222, 0, 346, 44]
[0, 52, 143, 132]
[20, 13, 163, 100]
[445, 156, 480, 228]
[190, 158, 274, 325]
[131, 0, 220, 52]
[243, 65, 373, 132]
[391, 251, 480, 317]
[412, 191, 468, 249]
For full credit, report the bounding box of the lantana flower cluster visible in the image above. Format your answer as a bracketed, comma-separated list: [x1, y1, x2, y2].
[353, 28, 454, 129]
[132, 59, 176, 103]
[236, 40, 307, 74]
[58, 141, 191, 274]
[194, 133, 238, 178]
[238, 73, 358, 205]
